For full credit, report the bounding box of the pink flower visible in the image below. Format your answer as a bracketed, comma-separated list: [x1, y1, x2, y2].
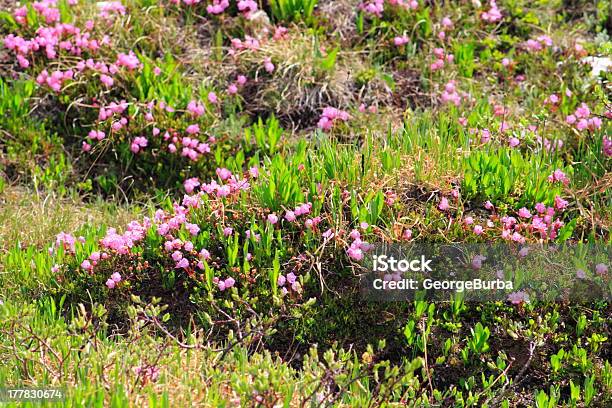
[277, 275, 286, 286]
[224, 277, 235, 288]
[186, 124, 200, 135]
[393, 36, 409, 46]
[263, 57, 275, 73]
[464, 216, 474, 225]
[402, 229, 412, 240]
[604, 137, 612, 157]
[106, 279, 116, 289]
[100, 74, 114, 88]
[223, 227, 233, 236]
[186, 222, 200, 236]
[184, 178, 200, 194]
[81, 260, 92, 271]
[438, 197, 450, 211]
[507, 291, 529, 305]
[472, 255, 486, 269]
[473, 225, 484, 235]
[207, 92, 218, 104]
[508, 137, 520, 147]
[175, 258, 189, 269]
[518, 208, 531, 218]
[267, 213, 279, 224]
[284, 211, 296, 222]
[548, 169, 569, 185]
[576, 269, 586, 279]
[111, 272, 122, 282]
[187, 100, 205, 117]
[554, 195, 568, 210]
[484, 201, 494, 210]
[199, 249, 211, 260]
[595, 263, 608, 276]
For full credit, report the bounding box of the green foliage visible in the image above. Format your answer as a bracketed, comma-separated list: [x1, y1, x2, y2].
[269, 0, 318, 24]
[462, 148, 569, 207]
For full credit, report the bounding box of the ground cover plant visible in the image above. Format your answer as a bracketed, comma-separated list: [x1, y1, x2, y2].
[0, 0, 610, 406]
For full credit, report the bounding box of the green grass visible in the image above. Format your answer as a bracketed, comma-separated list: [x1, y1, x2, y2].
[0, 0, 610, 406]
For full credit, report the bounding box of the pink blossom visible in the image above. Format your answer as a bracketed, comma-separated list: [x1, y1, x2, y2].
[106, 279, 116, 289]
[224, 277, 235, 288]
[111, 272, 122, 282]
[175, 258, 189, 269]
[554, 195, 568, 210]
[186, 124, 200, 135]
[267, 213, 279, 224]
[595, 263, 608, 276]
[473, 225, 484, 235]
[393, 36, 410, 46]
[207, 92, 218, 104]
[263, 57, 275, 73]
[518, 208, 531, 219]
[285, 211, 296, 222]
[507, 291, 529, 305]
[438, 197, 450, 211]
[402, 229, 412, 240]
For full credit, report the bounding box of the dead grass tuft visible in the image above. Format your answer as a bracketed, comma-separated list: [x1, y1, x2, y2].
[0, 187, 139, 252]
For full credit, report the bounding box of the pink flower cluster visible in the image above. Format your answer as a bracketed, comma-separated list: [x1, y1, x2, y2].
[603, 137, 612, 157]
[4, 13, 108, 68]
[525, 35, 553, 53]
[548, 169, 569, 185]
[105, 272, 122, 288]
[55, 232, 77, 253]
[360, 0, 418, 16]
[182, 170, 252, 199]
[347, 229, 372, 261]
[430, 48, 454, 71]
[441, 81, 465, 106]
[206, 0, 229, 14]
[359, 0, 384, 17]
[237, 0, 258, 17]
[277, 271, 302, 295]
[317, 107, 350, 131]
[101, 219, 151, 255]
[480, 1, 502, 23]
[82, 250, 110, 273]
[498, 200, 567, 241]
[115, 52, 141, 71]
[98, 1, 127, 19]
[284, 203, 313, 222]
[215, 276, 236, 291]
[130, 136, 148, 153]
[565, 103, 602, 131]
[393, 35, 410, 47]
[35, 69, 73, 92]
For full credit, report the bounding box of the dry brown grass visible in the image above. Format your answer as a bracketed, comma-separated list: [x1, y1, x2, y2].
[0, 186, 140, 252]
